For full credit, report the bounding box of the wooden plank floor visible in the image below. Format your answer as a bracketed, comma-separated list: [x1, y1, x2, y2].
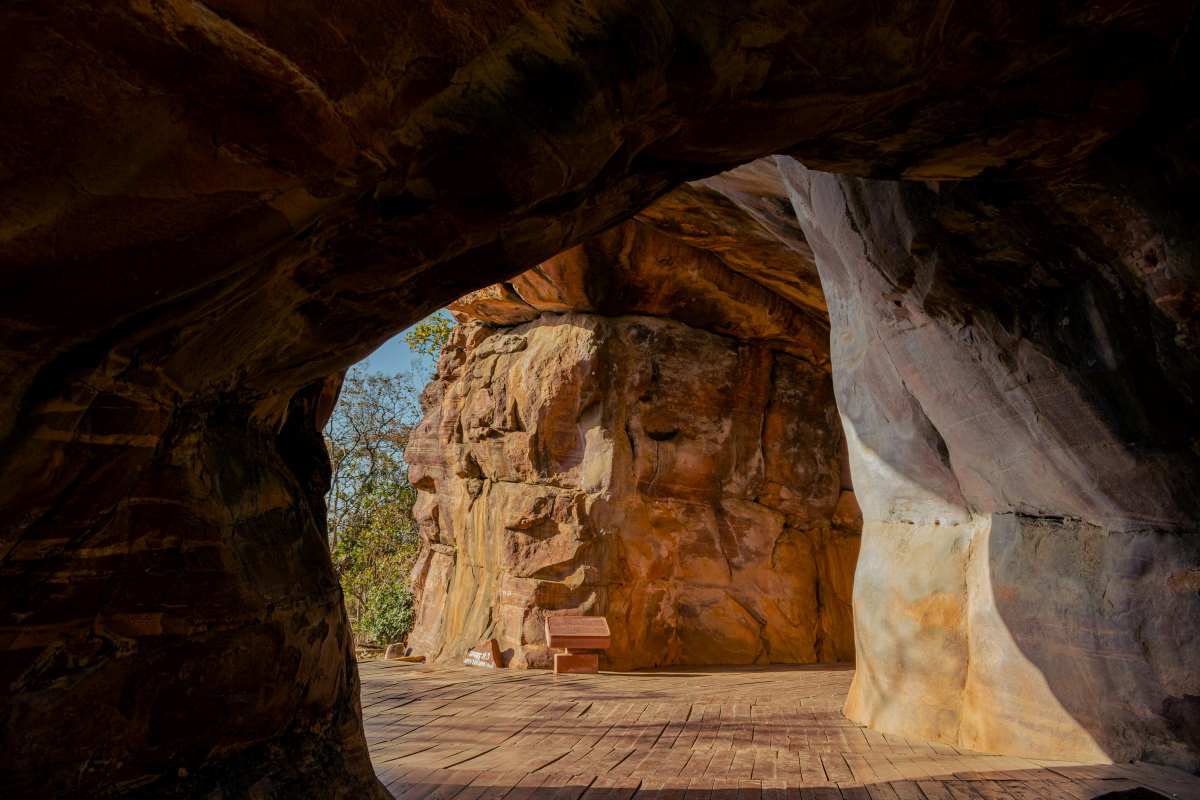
[361, 661, 1200, 799]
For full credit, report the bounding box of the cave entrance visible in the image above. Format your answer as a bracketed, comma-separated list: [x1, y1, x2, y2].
[351, 158, 876, 794]
[338, 150, 1200, 794]
[322, 315, 449, 661]
[363, 159, 861, 673]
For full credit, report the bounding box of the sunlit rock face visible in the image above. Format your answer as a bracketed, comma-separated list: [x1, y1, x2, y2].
[777, 151, 1200, 769]
[405, 222, 860, 669]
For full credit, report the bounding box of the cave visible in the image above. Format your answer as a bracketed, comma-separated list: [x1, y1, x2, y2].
[2, 3, 1199, 798]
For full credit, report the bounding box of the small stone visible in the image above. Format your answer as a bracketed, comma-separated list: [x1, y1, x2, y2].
[384, 645, 424, 662]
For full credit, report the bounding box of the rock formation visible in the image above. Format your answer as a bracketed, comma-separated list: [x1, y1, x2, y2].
[2, 2, 1199, 795]
[404, 222, 859, 670]
[772, 150, 1200, 768]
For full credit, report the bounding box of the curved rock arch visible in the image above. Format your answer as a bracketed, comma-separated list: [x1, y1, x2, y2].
[2, 2, 1198, 795]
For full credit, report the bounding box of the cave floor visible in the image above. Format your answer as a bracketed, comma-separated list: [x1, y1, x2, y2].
[361, 661, 1199, 799]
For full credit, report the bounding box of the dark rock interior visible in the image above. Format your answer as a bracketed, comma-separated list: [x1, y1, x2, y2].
[2, 3, 1198, 797]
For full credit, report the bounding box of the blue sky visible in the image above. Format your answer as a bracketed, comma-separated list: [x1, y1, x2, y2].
[356, 326, 436, 382]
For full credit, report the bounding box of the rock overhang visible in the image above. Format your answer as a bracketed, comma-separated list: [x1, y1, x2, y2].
[2, 2, 1199, 795]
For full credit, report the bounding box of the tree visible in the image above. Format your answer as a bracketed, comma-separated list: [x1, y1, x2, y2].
[324, 369, 418, 547]
[323, 368, 423, 644]
[404, 310, 455, 364]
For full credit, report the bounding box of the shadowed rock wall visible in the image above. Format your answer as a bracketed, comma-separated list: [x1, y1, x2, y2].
[405, 223, 859, 669]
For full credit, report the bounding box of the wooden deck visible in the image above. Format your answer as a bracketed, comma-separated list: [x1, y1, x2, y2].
[361, 661, 1200, 799]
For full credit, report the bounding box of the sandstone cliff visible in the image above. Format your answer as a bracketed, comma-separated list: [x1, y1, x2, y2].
[404, 223, 860, 669]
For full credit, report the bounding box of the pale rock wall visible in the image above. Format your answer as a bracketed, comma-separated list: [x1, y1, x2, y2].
[848, 516, 1200, 767]
[777, 156, 1200, 769]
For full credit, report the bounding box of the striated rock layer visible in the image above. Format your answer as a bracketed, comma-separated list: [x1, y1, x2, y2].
[405, 223, 859, 670]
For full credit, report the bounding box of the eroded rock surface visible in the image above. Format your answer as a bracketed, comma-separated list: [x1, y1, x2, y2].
[777, 150, 1200, 769]
[405, 223, 859, 670]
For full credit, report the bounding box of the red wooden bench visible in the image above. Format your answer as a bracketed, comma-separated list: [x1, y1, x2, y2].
[544, 616, 611, 674]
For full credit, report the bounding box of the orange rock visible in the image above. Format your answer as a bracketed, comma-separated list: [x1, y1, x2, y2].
[384, 645, 424, 663]
[406, 221, 860, 671]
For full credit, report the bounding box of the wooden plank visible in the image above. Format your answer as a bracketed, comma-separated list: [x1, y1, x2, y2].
[969, 779, 1017, 800]
[883, 783, 925, 800]
[357, 663, 1200, 800]
[420, 770, 484, 800]
[737, 779, 763, 799]
[762, 779, 788, 800]
[582, 775, 642, 800]
[994, 783, 1049, 800]
[752, 747, 779, 781]
[864, 783, 901, 800]
[503, 771, 551, 800]
[390, 767, 439, 799]
[941, 781, 980, 800]
[797, 785, 841, 800]
[711, 777, 742, 798]
[542, 773, 597, 800]
[455, 770, 537, 800]
[636, 777, 691, 800]
[820, 754, 854, 784]
[704, 749, 736, 777]
[729, 747, 757, 779]
[374, 763, 413, 795]
[915, 781, 954, 800]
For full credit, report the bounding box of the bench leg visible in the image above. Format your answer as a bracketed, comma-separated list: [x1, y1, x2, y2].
[554, 651, 599, 674]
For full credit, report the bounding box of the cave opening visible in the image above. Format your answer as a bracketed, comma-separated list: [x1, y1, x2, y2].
[395, 160, 862, 674]
[356, 151, 1200, 795]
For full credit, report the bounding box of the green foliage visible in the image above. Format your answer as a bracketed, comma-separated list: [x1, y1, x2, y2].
[360, 583, 417, 646]
[403, 310, 455, 363]
[330, 478, 421, 641]
[324, 367, 424, 645]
